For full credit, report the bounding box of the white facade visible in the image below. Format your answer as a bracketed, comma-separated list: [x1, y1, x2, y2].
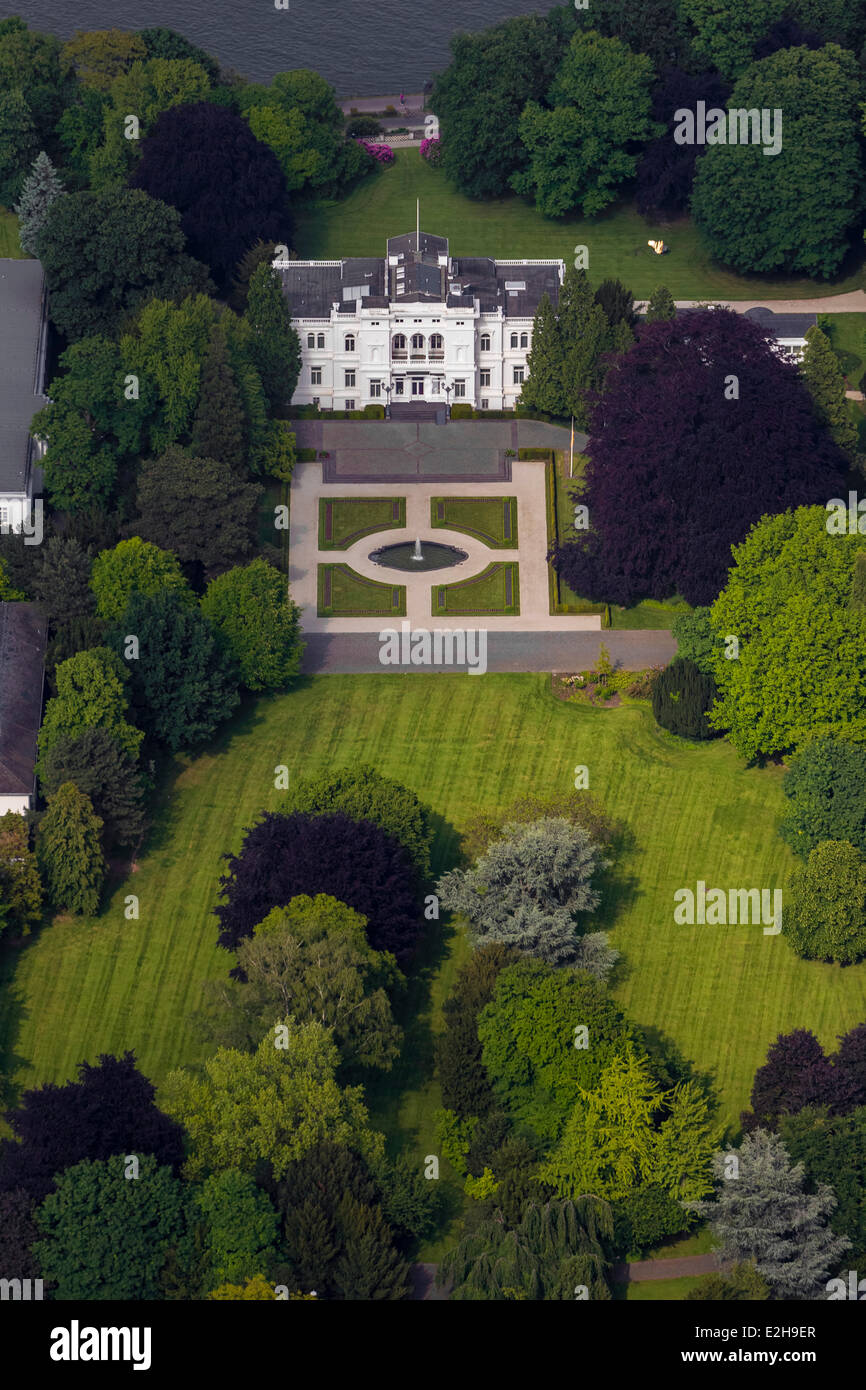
[276, 238, 564, 412]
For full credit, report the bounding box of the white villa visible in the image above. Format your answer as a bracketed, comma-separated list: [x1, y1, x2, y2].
[274, 224, 563, 413]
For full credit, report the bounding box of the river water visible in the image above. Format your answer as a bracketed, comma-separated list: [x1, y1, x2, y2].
[5, 0, 549, 95]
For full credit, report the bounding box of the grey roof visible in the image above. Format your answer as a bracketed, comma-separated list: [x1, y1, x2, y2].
[0, 260, 48, 493]
[0, 602, 46, 797]
[279, 233, 562, 319]
[387, 230, 448, 261]
[744, 306, 817, 339]
[276, 261, 343, 317]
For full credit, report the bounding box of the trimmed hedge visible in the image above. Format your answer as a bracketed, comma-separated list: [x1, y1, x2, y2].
[291, 403, 386, 421]
[318, 496, 406, 549]
[433, 562, 520, 616]
[431, 495, 518, 548]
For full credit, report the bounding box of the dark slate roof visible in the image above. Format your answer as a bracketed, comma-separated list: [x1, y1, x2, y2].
[494, 263, 561, 317]
[744, 306, 817, 339]
[0, 602, 46, 797]
[0, 260, 48, 493]
[276, 261, 343, 317]
[388, 230, 448, 261]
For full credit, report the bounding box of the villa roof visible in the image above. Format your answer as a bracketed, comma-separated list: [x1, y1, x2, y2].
[0, 260, 48, 494]
[0, 602, 46, 797]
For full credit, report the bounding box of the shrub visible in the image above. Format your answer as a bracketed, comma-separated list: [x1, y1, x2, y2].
[450, 403, 473, 419]
[783, 839, 866, 965]
[355, 139, 394, 164]
[613, 1185, 691, 1256]
[346, 116, 383, 137]
[652, 658, 718, 740]
[420, 136, 442, 165]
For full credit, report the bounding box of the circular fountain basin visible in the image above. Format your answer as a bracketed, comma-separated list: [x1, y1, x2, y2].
[369, 540, 469, 572]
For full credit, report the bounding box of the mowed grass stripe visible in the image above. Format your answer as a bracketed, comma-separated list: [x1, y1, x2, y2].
[1, 677, 865, 1142]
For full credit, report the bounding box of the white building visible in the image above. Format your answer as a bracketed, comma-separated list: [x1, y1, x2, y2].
[275, 227, 563, 412]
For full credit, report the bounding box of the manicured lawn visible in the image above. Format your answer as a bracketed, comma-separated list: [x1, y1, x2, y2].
[3, 677, 864, 1159]
[430, 495, 518, 547]
[294, 151, 865, 301]
[0, 209, 23, 258]
[317, 562, 406, 616]
[433, 561, 519, 615]
[318, 495, 405, 549]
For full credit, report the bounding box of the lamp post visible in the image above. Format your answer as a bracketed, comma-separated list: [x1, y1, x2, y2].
[384, 384, 391, 420]
[444, 383, 451, 420]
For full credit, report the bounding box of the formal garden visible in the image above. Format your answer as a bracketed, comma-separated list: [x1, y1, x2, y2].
[2, 9, 866, 1305]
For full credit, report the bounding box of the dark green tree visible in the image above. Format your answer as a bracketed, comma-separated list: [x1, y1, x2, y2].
[36, 782, 106, 917]
[436, 943, 520, 1119]
[39, 728, 148, 852]
[594, 278, 636, 328]
[801, 325, 857, 458]
[781, 1105, 866, 1268]
[109, 589, 239, 752]
[37, 188, 213, 340]
[34, 1153, 186, 1300]
[519, 293, 565, 416]
[440, 1197, 613, 1300]
[332, 1198, 409, 1300]
[31, 536, 95, 625]
[194, 1170, 279, 1289]
[780, 737, 866, 859]
[652, 657, 719, 740]
[191, 320, 247, 471]
[132, 447, 261, 583]
[556, 266, 615, 427]
[430, 15, 570, 199]
[286, 764, 433, 878]
[514, 30, 657, 218]
[691, 45, 863, 278]
[201, 559, 303, 691]
[0, 88, 38, 205]
[244, 262, 301, 415]
[783, 839, 866, 965]
[645, 284, 676, 322]
[670, 607, 718, 674]
[228, 239, 277, 312]
[851, 552, 866, 612]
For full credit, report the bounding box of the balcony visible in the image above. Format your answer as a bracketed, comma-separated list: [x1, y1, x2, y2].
[391, 350, 407, 360]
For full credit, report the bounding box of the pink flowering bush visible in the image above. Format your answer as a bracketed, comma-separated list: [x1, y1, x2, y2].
[356, 139, 395, 165]
[420, 137, 442, 166]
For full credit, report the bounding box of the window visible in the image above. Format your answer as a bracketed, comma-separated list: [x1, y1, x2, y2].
[480, 370, 491, 387]
[480, 333, 491, 352]
[513, 366, 524, 385]
[430, 334, 443, 351]
[370, 380, 382, 398]
[344, 370, 355, 387]
[394, 378, 404, 395]
[481, 399, 489, 410]
[411, 333, 425, 350]
[520, 332, 529, 349]
[344, 334, 355, 352]
[510, 332, 518, 348]
[317, 333, 325, 349]
[345, 400, 355, 411]
[453, 380, 466, 398]
[0, 507, 8, 529]
[311, 367, 322, 385]
[307, 333, 315, 349]
[431, 379, 441, 395]
[392, 334, 406, 351]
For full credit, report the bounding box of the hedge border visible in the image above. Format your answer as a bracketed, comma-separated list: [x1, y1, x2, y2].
[429, 496, 518, 549]
[432, 562, 520, 617]
[318, 496, 406, 550]
[318, 563, 406, 617]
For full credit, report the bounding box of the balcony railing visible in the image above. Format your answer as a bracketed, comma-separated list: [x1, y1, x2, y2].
[391, 350, 407, 360]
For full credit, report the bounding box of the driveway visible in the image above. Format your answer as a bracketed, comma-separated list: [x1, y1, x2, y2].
[301, 630, 676, 673]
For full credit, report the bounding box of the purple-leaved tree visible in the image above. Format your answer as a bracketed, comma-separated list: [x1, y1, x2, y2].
[551, 309, 849, 607]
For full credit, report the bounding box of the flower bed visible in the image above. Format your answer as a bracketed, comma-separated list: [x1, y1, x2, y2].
[356, 139, 395, 164]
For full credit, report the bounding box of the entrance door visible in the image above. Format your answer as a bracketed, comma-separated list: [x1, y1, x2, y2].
[411, 378, 425, 397]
